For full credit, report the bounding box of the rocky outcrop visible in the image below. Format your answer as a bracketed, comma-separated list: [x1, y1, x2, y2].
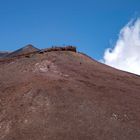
[40, 46, 76, 53]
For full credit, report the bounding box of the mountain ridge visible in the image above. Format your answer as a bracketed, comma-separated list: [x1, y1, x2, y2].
[4, 44, 40, 58]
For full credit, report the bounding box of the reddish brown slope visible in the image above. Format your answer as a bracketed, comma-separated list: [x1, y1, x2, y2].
[0, 50, 140, 140]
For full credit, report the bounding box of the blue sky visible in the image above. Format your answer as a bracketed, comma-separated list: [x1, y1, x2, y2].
[0, 0, 140, 60]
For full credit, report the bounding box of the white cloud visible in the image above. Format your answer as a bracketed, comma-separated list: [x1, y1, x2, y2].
[103, 18, 140, 75]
